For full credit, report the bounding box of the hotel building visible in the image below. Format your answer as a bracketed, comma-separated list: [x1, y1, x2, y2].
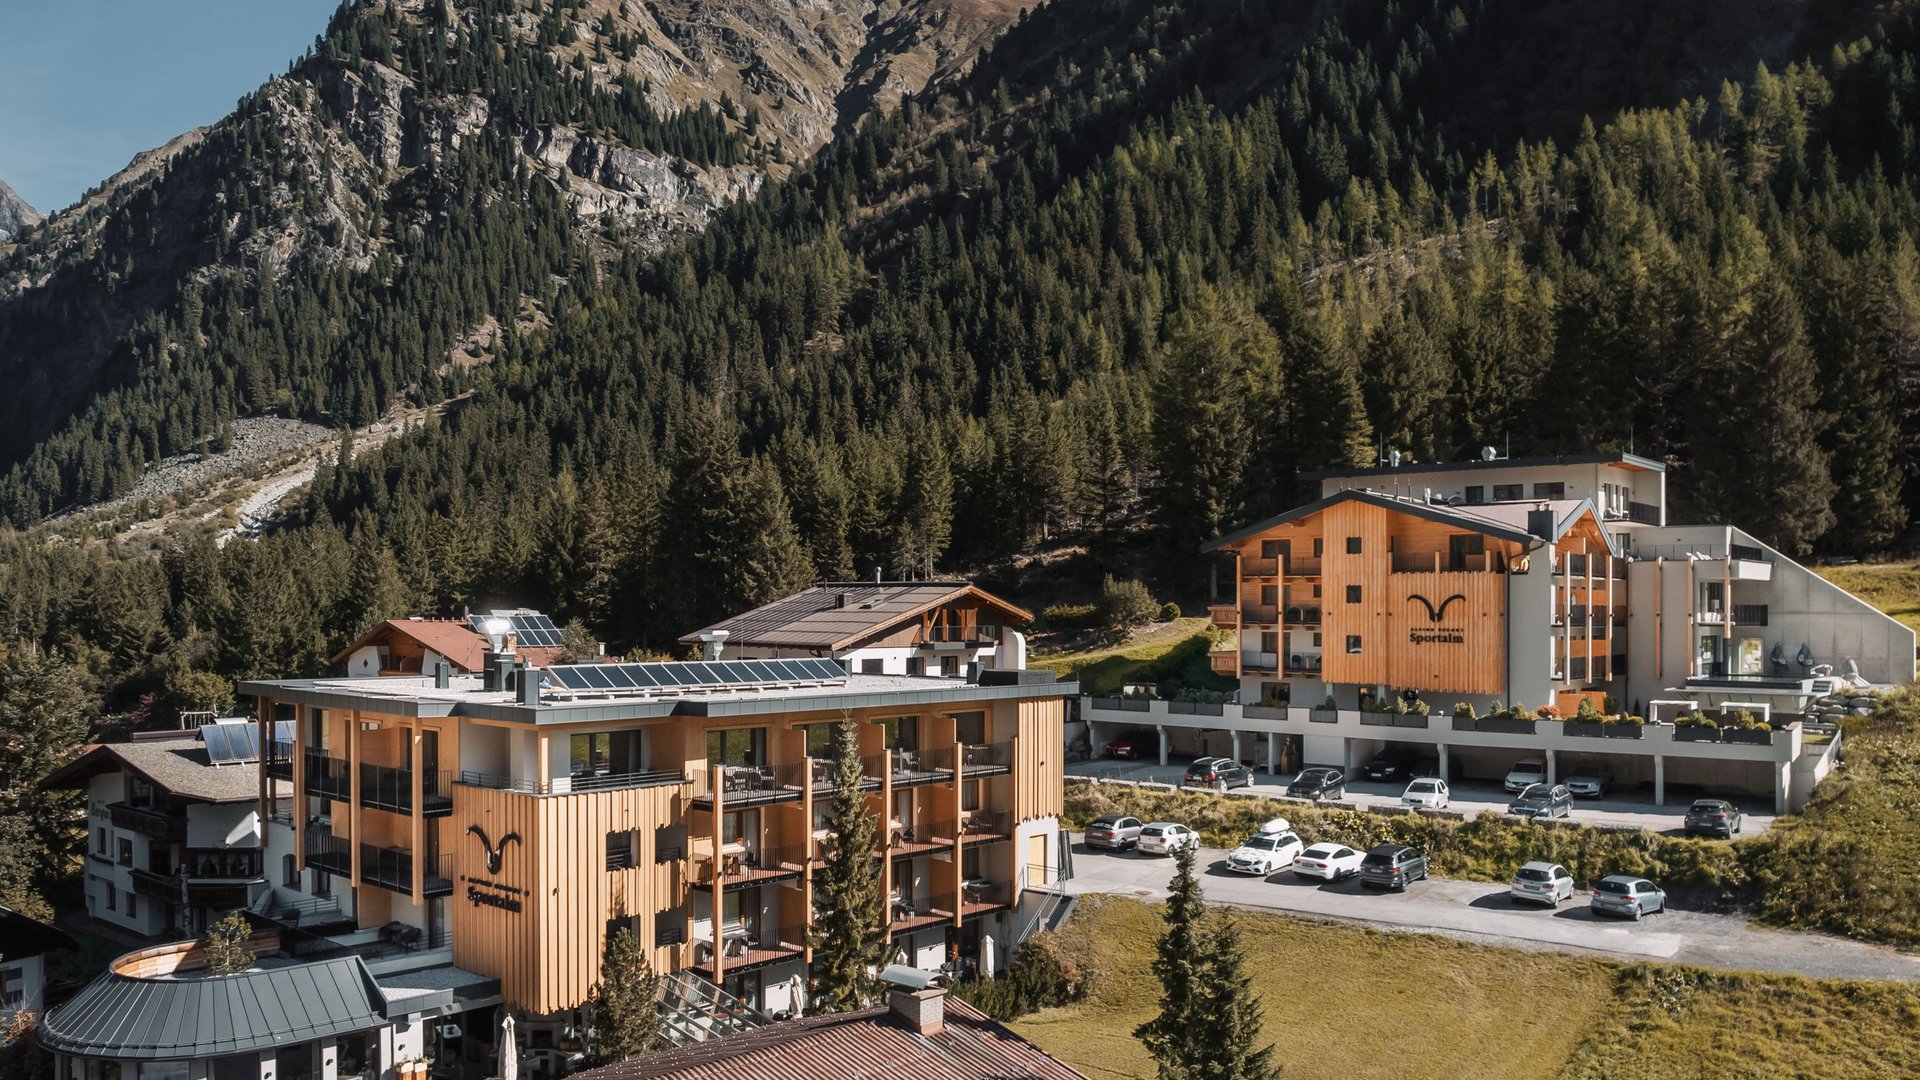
[42, 640, 1073, 1079]
[1083, 452, 1913, 812]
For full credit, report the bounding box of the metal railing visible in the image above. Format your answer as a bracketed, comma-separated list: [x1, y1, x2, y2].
[1241, 557, 1279, 577]
[1732, 603, 1769, 626]
[108, 802, 186, 842]
[1627, 501, 1661, 525]
[960, 879, 1013, 911]
[1730, 543, 1769, 562]
[1241, 604, 1279, 624]
[358, 844, 452, 896]
[691, 843, 811, 889]
[1285, 557, 1323, 576]
[921, 624, 1001, 645]
[459, 768, 687, 795]
[305, 750, 352, 801]
[305, 829, 353, 878]
[358, 764, 453, 815]
[960, 741, 1013, 775]
[962, 810, 1011, 838]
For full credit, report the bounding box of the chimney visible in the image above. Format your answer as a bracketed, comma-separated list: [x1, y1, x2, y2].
[888, 985, 948, 1037]
[835, 592, 849, 610]
[1526, 507, 1557, 539]
[433, 660, 451, 689]
[699, 630, 729, 662]
[483, 648, 516, 692]
[516, 660, 541, 705]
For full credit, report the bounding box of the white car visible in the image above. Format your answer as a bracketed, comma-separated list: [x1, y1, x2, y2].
[1401, 777, 1450, 809]
[1504, 759, 1547, 793]
[1292, 843, 1363, 881]
[1225, 819, 1303, 875]
[1510, 860, 1575, 906]
[1137, 822, 1199, 856]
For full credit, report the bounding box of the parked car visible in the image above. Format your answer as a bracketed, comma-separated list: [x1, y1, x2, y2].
[1104, 732, 1155, 760]
[1508, 783, 1574, 819]
[1287, 766, 1347, 801]
[1085, 814, 1143, 850]
[1363, 747, 1423, 782]
[1185, 756, 1254, 790]
[1400, 777, 1450, 810]
[1565, 764, 1614, 799]
[1683, 799, 1744, 838]
[1591, 875, 1667, 919]
[1504, 759, 1547, 793]
[1226, 819, 1303, 874]
[1293, 842, 1364, 881]
[1510, 861, 1575, 906]
[1137, 822, 1199, 856]
[1359, 844, 1430, 891]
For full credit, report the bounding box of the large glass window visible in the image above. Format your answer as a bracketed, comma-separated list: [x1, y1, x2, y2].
[277, 1042, 317, 1080]
[803, 723, 835, 758]
[880, 717, 919, 751]
[211, 1055, 260, 1080]
[337, 1033, 374, 1080]
[138, 1063, 188, 1080]
[707, 728, 767, 768]
[570, 730, 645, 779]
[952, 711, 986, 746]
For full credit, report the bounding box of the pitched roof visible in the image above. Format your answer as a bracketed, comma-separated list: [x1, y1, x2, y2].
[37, 955, 389, 1061]
[328, 618, 564, 671]
[0, 904, 76, 961]
[40, 737, 284, 804]
[679, 583, 1033, 652]
[576, 998, 1086, 1080]
[1204, 491, 1621, 558]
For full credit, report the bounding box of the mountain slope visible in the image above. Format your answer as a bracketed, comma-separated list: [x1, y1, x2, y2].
[0, 0, 1022, 522]
[0, 179, 37, 242]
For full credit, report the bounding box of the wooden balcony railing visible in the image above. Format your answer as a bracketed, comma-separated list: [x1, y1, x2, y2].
[1208, 604, 1239, 627]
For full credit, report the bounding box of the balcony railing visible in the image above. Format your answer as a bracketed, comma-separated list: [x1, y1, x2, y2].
[305, 751, 351, 801]
[690, 844, 811, 891]
[1286, 557, 1323, 576]
[1283, 653, 1323, 675]
[873, 746, 955, 786]
[1209, 649, 1237, 676]
[359, 844, 452, 897]
[960, 741, 1013, 776]
[108, 802, 186, 842]
[305, 829, 353, 879]
[920, 625, 1001, 646]
[265, 743, 294, 781]
[961, 810, 1011, 841]
[1627, 501, 1661, 525]
[1729, 543, 1768, 563]
[359, 764, 453, 816]
[1241, 557, 1279, 577]
[960, 879, 1013, 917]
[1242, 651, 1280, 673]
[1207, 604, 1239, 627]
[1732, 603, 1769, 626]
[1241, 604, 1279, 624]
[459, 768, 687, 796]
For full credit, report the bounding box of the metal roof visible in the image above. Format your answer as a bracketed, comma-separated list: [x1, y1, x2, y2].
[1202, 490, 1620, 558]
[678, 583, 1033, 651]
[1301, 450, 1666, 480]
[328, 618, 565, 671]
[574, 998, 1087, 1080]
[37, 956, 389, 1061]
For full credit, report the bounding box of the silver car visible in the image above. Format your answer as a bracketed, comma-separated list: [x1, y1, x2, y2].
[1590, 875, 1667, 920]
[1510, 861, 1574, 906]
[1085, 814, 1143, 850]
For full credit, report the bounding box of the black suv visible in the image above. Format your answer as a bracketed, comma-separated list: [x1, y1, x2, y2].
[1287, 766, 1347, 801]
[1360, 844, 1430, 891]
[1184, 756, 1254, 790]
[1683, 799, 1744, 838]
[1363, 747, 1422, 782]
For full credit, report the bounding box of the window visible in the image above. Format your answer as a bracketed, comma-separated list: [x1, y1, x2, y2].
[1260, 585, 1278, 605]
[803, 723, 834, 758]
[953, 711, 986, 746]
[1345, 585, 1362, 604]
[1492, 483, 1523, 501]
[125, 894, 137, 919]
[722, 810, 756, 846]
[106, 883, 116, 912]
[312, 870, 332, 899]
[0, 965, 22, 1008]
[1345, 635, 1363, 654]
[1464, 485, 1485, 504]
[1260, 632, 1278, 654]
[138, 1062, 188, 1080]
[1313, 538, 1324, 557]
[1259, 539, 1281, 558]
[655, 825, 687, 862]
[283, 854, 300, 888]
[606, 831, 635, 871]
[1345, 536, 1363, 554]
[706, 727, 767, 768]
[1533, 482, 1566, 499]
[127, 777, 157, 810]
[940, 655, 959, 677]
[571, 730, 644, 780]
[96, 828, 107, 855]
[906, 656, 924, 676]
[962, 780, 983, 812]
[337, 1033, 374, 1080]
[860, 658, 885, 675]
[1613, 653, 1628, 677]
[1312, 632, 1322, 647]
[117, 838, 133, 866]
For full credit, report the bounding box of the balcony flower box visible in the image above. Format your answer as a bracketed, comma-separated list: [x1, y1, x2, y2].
[1168, 701, 1225, 716]
[1564, 721, 1607, 738]
[1475, 717, 1537, 735]
[1673, 725, 1720, 743]
[1310, 708, 1339, 724]
[1601, 723, 1644, 740]
[1244, 705, 1288, 721]
[1393, 714, 1430, 729]
[1359, 712, 1399, 728]
[1721, 728, 1773, 745]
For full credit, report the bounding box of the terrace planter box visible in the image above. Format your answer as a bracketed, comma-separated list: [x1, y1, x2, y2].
[1310, 709, 1339, 724]
[1168, 701, 1224, 716]
[1475, 717, 1538, 735]
[1449, 715, 1478, 732]
[1359, 712, 1399, 727]
[1090, 697, 1126, 711]
[1244, 705, 1288, 721]
[1117, 699, 1152, 712]
[1673, 726, 1720, 742]
[1600, 724, 1645, 740]
[1394, 713, 1430, 729]
[1563, 721, 1607, 738]
[1721, 728, 1774, 745]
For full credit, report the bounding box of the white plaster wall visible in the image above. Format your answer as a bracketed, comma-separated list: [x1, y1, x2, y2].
[347, 646, 385, 678]
[1507, 550, 1557, 706]
[186, 802, 261, 850]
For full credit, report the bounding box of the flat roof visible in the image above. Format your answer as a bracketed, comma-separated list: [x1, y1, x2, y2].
[238, 668, 1076, 725]
[1303, 451, 1665, 481]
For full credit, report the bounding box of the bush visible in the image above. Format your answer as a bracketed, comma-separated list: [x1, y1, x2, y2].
[1536, 704, 1561, 720]
[1158, 601, 1183, 621]
[1575, 697, 1603, 721]
[1041, 603, 1100, 632]
[1099, 576, 1161, 631]
[162, 668, 234, 717]
[949, 932, 1085, 1020]
[1452, 702, 1476, 719]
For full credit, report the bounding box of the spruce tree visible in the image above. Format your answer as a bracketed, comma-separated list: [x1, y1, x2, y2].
[1191, 919, 1280, 1079]
[1136, 840, 1209, 1075]
[588, 927, 662, 1061]
[807, 717, 886, 1014]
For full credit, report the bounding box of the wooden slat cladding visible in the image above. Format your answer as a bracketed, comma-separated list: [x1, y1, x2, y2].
[1318, 500, 1392, 686]
[1013, 698, 1064, 821]
[1386, 571, 1506, 694]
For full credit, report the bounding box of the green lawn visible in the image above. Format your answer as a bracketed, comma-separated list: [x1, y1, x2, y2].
[1013, 897, 1920, 1080]
[1813, 560, 1920, 633]
[1028, 617, 1233, 696]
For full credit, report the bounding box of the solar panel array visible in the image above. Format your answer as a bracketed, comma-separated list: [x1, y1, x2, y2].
[542, 657, 848, 698]
[202, 720, 296, 764]
[471, 611, 563, 648]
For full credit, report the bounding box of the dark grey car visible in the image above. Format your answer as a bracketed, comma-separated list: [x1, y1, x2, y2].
[1683, 799, 1743, 838]
[1184, 756, 1254, 790]
[1286, 767, 1346, 801]
[1085, 814, 1144, 850]
[1508, 783, 1574, 819]
[1359, 844, 1429, 891]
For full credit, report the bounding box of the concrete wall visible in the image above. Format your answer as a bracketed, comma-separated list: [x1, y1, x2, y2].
[1508, 549, 1557, 707]
[1320, 461, 1662, 517]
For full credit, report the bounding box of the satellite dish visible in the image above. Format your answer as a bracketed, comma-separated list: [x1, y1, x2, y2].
[1482, 445, 1499, 461]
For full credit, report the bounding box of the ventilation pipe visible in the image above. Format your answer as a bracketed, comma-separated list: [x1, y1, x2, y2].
[433, 660, 451, 689]
[699, 630, 729, 662]
[517, 660, 541, 705]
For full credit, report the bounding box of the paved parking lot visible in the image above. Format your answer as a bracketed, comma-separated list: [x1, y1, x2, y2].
[1069, 842, 1920, 983]
[1066, 756, 1777, 836]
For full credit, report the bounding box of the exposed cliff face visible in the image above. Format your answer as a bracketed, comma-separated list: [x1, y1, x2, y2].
[0, 179, 37, 242]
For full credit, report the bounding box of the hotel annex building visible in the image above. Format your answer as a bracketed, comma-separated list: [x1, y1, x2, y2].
[1084, 452, 1914, 813]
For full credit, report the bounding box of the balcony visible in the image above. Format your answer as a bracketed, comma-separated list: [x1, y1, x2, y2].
[960, 810, 1011, 844]
[1207, 604, 1239, 628]
[959, 741, 1013, 777]
[359, 764, 453, 816]
[359, 844, 452, 897]
[305, 829, 353, 879]
[1732, 603, 1769, 626]
[1627, 501, 1662, 525]
[108, 802, 186, 843]
[1285, 558, 1323, 577]
[460, 768, 687, 796]
[304, 751, 352, 801]
[1241, 651, 1279, 673]
[1209, 649, 1237, 676]
[919, 624, 1001, 647]
[889, 897, 952, 937]
[868, 746, 956, 788]
[129, 850, 263, 906]
[690, 844, 809, 892]
[1241, 557, 1279, 577]
[1284, 605, 1323, 626]
[691, 926, 807, 980]
[1241, 604, 1279, 625]
[887, 824, 950, 861]
[1283, 653, 1323, 676]
[265, 742, 294, 782]
[959, 879, 1013, 919]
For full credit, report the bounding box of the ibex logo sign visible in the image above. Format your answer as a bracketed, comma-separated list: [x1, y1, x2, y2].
[1407, 593, 1467, 645]
[464, 825, 525, 913]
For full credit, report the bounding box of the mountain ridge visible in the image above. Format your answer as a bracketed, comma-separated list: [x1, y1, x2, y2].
[0, 178, 37, 242]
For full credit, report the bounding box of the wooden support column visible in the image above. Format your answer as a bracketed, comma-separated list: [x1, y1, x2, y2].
[409, 718, 425, 900]
[1655, 556, 1665, 680]
[257, 696, 271, 835]
[800, 756, 815, 963]
[710, 763, 726, 984]
[1585, 543, 1595, 679]
[1234, 550, 1243, 678]
[347, 709, 362, 890]
[879, 740, 894, 936]
[950, 745, 965, 928]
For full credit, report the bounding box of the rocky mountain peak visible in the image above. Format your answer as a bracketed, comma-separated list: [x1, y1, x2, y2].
[0, 178, 38, 242]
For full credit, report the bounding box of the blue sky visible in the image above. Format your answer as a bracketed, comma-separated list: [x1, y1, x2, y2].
[0, 0, 341, 214]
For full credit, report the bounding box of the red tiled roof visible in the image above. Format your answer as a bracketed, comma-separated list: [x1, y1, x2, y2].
[576, 998, 1086, 1080]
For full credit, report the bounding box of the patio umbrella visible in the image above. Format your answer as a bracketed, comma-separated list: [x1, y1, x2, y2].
[499, 1012, 518, 1080]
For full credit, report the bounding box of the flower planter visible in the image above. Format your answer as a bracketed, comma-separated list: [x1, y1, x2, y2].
[1310, 709, 1339, 724]
[1394, 713, 1430, 729]
[1600, 724, 1645, 740]
[1673, 726, 1720, 742]
[1359, 712, 1399, 727]
[1169, 701, 1224, 716]
[1244, 705, 1287, 721]
[1564, 721, 1606, 738]
[1449, 715, 1478, 732]
[1721, 728, 1773, 745]
[1475, 717, 1538, 735]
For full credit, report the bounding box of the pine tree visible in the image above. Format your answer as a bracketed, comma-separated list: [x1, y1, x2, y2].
[1191, 918, 1280, 1079]
[732, 457, 815, 609]
[202, 911, 255, 976]
[588, 927, 663, 1060]
[808, 716, 886, 1013]
[1136, 840, 1209, 1075]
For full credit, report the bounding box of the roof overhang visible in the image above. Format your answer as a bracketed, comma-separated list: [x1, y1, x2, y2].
[1201, 489, 1539, 553]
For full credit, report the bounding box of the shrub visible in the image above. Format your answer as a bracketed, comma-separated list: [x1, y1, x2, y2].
[1617, 714, 1646, 726]
[201, 912, 254, 976]
[1041, 603, 1100, 631]
[1099, 576, 1161, 631]
[1575, 697, 1603, 721]
[1452, 702, 1476, 719]
[1727, 708, 1758, 729]
[1536, 704, 1561, 720]
[1316, 696, 1338, 712]
[949, 932, 1085, 1020]
[1158, 601, 1183, 622]
[1407, 698, 1430, 716]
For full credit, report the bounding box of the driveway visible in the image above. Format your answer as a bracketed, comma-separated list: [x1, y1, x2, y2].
[1067, 758, 1777, 837]
[1067, 843, 1920, 984]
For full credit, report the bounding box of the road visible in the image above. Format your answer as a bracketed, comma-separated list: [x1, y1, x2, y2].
[1067, 842, 1920, 984]
[1066, 760, 1779, 836]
